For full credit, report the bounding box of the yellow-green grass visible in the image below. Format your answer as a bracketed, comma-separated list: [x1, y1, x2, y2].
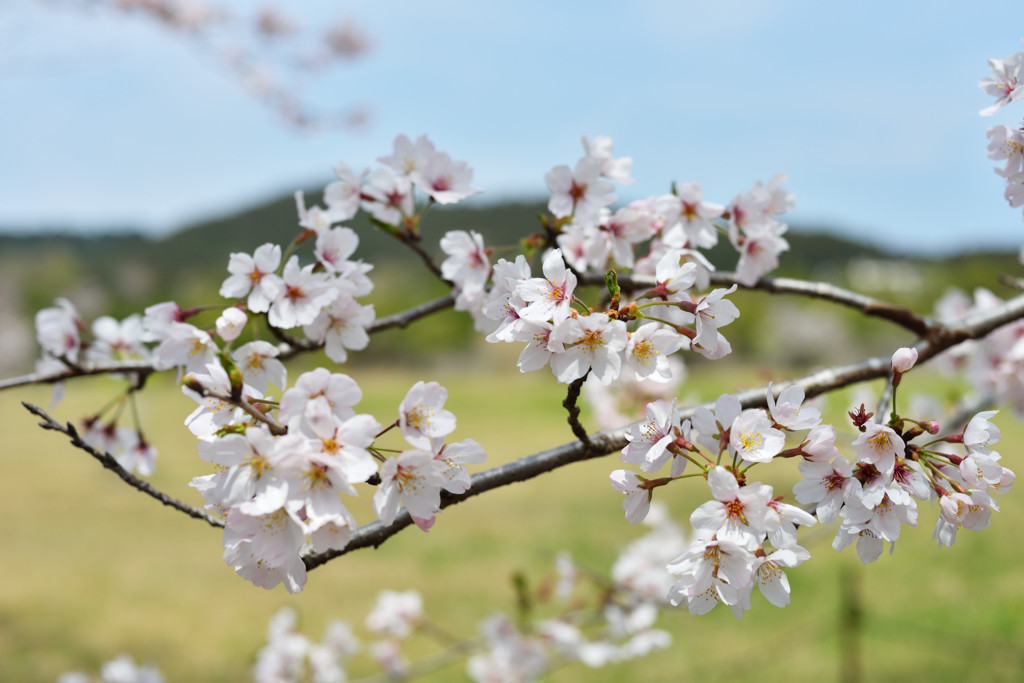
[1, 357, 1023, 682]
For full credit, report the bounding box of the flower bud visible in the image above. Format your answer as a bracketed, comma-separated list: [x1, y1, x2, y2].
[891, 347, 919, 373]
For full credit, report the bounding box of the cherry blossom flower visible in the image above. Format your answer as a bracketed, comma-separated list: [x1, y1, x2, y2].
[935, 491, 994, 546]
[766, 382, 821, 431]
[35, 298, 82, 362]
[797, 424, 842, 463]
[987, 125, 1024, 176]
[852, 421, 902, 475]
[468, 614, 548, 683]
[753, 545, 811, 608]
[600, 204, 658, 268]
[361, 167, 414, 226]
[219, 243, 284, 313]
[979, 48, 1024, 115]
[690, 393, 741, 453]
[440, 230, 491, 289]
[411, 151, 481, 204]
[731, 220, 789, 286]
[832, 524, 885, 564]
[964, 409, 1001, 455]
[314, 227, 359, 273]
[610, 470, 652, 524]
[691, 286, 739, 359]
[763, 497, 817, 548]
[582, 134, 633, 184]
[278, 368, 362, 426]
[294, 191, 335, 234]
[140, 301, 187, 342]
[365, 590, 423, 638]
[195, 426, 298, 514]
[301, 398, 380, 486]
[268, 256, 339, 329]
[666, 535, 756, 616]
[434, 438, 487, 494]
[841, 486, 918, 547]
[373, 449, 446, 525]
[556, 221, 607, 271]
[398, 381, 457, 449]
[654, 248, 699, 298]
[545, 157, 616, 225]
[113, 434, 156, 477]
[622, 398, 681, 472]
[690, 466, 772, 545]
[60, 654, 165, 683]
[222, 507, 307, 593]
[322, 161, 364, 222]
[378, 134, 436, 177]
[181, 362, 254, 439]
[86, 314, 148, 363]
[483, 255, 531, 342]
[152, 321, 217, 373]
[516, 248, 577, 324]
[728, 409, 785, 464]
[231, 340, 287, 394]
[512, 320, 556, 373]
[549, 313, 629, 385]
[303, 294, 375, 364]
[658, 183, 724, 249]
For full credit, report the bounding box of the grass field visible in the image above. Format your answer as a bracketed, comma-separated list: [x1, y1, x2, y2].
[1, 352, 1023, 682]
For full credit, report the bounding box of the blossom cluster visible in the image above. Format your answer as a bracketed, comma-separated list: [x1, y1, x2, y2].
[981, 39, 1024, 220]
[541, 137, 793, 287]
[32, 135, 494, 593]
[185, 373, 483, 592]
[608, 348, 1015, 617]
[611, 386, 823, 616]
[252, 606, 359, 683]
[434, 136, 794, 391]
[934, 280, 1024, 416]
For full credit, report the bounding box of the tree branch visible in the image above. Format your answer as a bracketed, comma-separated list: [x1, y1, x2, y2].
[581, 271, 933, 337]
[562, 374, 592, 449]
[0, 361, 155, 391]
[302, 292, 1024, 569]
[369, 295, 455, 333]
[22, 402, 224, 529]
[1, 296, 457, 390]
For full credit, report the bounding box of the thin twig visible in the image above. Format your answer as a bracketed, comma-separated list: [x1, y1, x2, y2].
[562, 374, 592, 449]
[581, 271, 932, 337]
[1, 296, 457, 389]
[394, 231, 445, 280]
[22, 402, 224, 529]
[200, 390, 287, 436]
[369, 295, 455, 333]
[0, 361, 155, 391]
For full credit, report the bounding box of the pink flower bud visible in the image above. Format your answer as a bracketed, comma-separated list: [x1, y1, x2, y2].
[891, 347, 919, 373]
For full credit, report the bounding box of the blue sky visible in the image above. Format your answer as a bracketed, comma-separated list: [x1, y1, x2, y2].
[2, 0, 1023, 254]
